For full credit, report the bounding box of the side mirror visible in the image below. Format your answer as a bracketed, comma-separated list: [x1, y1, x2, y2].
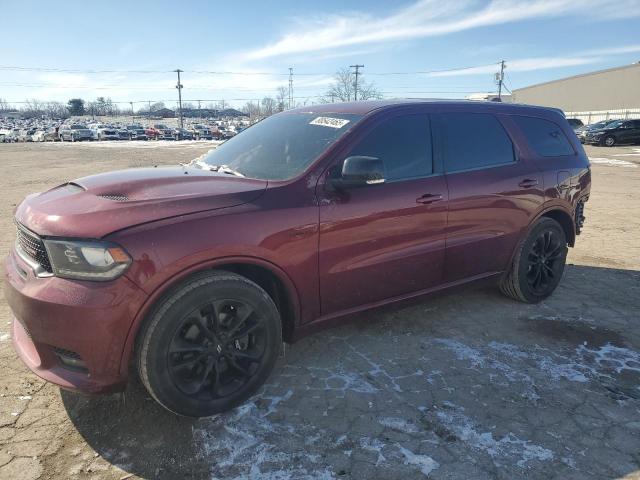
[330, 156, 385, 190]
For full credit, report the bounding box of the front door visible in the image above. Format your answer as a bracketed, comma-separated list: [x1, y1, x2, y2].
[318, 112, 448, 316]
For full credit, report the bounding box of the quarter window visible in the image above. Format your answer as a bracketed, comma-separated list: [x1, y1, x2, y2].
[348, 114, 433, 181]
[440, 113, 515, 172]
[514, 116, 574, 157]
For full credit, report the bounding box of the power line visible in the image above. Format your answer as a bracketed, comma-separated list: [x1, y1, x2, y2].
[0, 61, 502, 77]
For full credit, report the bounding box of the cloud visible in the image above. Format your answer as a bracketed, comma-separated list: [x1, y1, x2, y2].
[243, 0, 640, 60]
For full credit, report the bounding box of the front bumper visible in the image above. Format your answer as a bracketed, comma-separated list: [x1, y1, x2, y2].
[4, 249, 148, 393]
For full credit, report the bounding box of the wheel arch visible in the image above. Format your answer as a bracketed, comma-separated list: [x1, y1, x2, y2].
[538, 208, 575, 247]
[119, 256, 301, 376]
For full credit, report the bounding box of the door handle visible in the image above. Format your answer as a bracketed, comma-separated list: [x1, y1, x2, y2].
[518, 179, 539, 188]
[416, 193, 443, 204]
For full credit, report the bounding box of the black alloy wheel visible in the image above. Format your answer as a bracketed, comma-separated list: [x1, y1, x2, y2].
[167, 299, 267, 400]
[138, 271, 282, 417]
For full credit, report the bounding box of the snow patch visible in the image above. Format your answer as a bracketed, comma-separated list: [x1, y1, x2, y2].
[378, 417, 420, 433]
[396, 445, 439, 476]
[435, 406, 554, 468]
[589, 157, 637, 168]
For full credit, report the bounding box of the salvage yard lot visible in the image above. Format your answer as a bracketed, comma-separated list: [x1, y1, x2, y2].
[0, 142, 639, 480]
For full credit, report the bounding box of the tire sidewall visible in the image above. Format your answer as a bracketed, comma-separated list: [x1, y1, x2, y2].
[139, 273, 282, 417]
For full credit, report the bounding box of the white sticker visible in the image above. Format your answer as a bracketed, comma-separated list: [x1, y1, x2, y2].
[309, 117, 350, 129]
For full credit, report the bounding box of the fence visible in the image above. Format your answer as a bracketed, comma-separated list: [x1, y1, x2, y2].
[564, 108, 640, 124]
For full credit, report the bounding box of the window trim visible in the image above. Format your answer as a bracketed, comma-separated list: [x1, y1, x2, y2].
[434, 112, 518, 175]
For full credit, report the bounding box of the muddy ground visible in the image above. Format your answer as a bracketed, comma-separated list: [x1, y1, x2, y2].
[0, 141, 639, 480]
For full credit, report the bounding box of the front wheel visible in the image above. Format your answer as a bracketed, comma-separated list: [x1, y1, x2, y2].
[500, 217, 567, 303]
[137, 271, 282, 417]
[602, 135, 616, 147]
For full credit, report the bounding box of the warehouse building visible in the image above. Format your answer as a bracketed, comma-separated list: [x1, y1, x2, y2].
[513, 63, 640, 120]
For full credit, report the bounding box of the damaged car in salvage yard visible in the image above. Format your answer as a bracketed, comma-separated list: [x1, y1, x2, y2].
[4, 100, 590, 417]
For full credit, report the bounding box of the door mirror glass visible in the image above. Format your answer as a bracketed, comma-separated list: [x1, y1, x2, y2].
[331, 156, 385, 189]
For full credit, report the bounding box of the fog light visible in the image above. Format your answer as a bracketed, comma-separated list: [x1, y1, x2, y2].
[53, 347, 87, 371]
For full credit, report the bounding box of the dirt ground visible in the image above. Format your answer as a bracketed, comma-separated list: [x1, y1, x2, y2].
[0, 141, 639, 480]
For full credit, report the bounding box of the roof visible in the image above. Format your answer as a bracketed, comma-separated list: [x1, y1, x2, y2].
[291, 98, 562, 116]
[514, 62, 640, 92]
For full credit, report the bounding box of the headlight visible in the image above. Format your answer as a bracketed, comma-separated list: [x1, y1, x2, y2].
[44, 239, 131, 281]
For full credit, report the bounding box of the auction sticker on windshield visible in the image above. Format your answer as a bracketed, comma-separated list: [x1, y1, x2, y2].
[309, 117, 350, 129]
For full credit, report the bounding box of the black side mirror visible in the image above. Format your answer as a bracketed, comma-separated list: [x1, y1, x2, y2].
[330, 156, 385, 190]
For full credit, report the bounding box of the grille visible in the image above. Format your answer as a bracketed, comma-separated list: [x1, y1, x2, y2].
[16, 223, 53, 273]
[98, 194, 129, 202]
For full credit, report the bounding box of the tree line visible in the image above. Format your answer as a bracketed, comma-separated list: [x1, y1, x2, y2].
[0, 67, 382, 119]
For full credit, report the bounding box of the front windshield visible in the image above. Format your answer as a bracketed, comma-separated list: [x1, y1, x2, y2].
[197, 112, 361, 181]
[606, 120, 623, 128]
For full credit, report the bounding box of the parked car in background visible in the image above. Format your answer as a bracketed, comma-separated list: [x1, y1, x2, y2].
[576, 119, 621, 143]
[583, 119, 640, 146]
[146, 124, 174, 140]
[43, 128, 60, 142]
[190, 124, 213, 140]
[5, 100, 591, 417]
[566, 118, 584, 131]
[31, 130, 47, 142]
[125, 125, 147, 140]
[59, 124, 94, 142]
[117, 129, 130, 140]
[95, 127, 120, 141]
[173, 128, 194, 140]
[17, 128, 37, 142]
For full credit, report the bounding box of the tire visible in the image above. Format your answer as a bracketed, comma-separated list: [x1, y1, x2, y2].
[499, 217, 568, 303]
[137, 271, 282, 417]
[602, 135, 616, 147]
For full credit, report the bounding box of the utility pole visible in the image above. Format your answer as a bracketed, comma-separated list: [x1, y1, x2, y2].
[350, 64, 364, 101]
[497, 60, 506, 101]
[288, 67, 293, 109]
[148, 100, 152, 119]
[129, 102, 134, 119]
[175, 69, 184, 128]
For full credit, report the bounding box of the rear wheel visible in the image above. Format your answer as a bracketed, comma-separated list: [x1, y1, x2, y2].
[138, 271, 282, 417]
[500, 217, 568, 303]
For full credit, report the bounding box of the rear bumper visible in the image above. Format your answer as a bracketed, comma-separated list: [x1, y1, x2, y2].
[4, 250, 148, 393]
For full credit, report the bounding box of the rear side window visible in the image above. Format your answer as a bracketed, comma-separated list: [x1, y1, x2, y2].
[348, 114, 432, 181]
[439, 113, 515, 172]
[514, 116, 574, 157]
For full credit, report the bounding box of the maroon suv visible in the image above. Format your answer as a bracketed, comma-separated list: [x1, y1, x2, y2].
[5, 100, 590, 417]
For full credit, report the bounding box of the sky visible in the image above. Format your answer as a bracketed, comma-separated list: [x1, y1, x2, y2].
[1, 0, 639, 110]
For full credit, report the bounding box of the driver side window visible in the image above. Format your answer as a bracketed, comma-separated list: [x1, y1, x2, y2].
[348, 114, 433, 181]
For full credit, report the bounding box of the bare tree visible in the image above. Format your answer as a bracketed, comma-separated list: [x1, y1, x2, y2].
[323, 67, 382, 102]
[276, 86, 288, 112]
[242, 101, 261, 119]
[0, 98, 10, 112]
[216, 99, 228, 111]
[261, 97, 276, 116]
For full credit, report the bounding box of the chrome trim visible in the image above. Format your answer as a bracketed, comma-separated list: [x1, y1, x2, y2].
[14, 242, 54, 278]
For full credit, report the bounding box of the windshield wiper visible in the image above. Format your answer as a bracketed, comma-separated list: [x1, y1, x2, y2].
[197, 162, 245, 177]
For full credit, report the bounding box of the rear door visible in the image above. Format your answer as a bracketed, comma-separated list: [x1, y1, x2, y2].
[435, 111, 544, 282]
[318, 112, 448, 316]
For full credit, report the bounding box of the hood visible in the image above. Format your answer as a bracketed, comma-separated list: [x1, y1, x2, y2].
[15, 166, 267, 238]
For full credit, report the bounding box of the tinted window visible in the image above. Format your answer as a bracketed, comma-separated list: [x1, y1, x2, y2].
[440, 113, 515, 172]
[348, 114, 432, 181]
[513, 116, 574, 157]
